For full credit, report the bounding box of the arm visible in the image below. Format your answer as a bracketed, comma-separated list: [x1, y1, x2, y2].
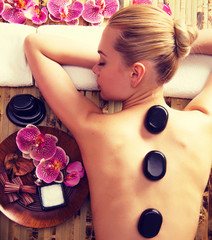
[190, 29, 212, 55]
[24, 33, 102, 136]
[184, 72, 212, 115]
[184, 29, 212, 114]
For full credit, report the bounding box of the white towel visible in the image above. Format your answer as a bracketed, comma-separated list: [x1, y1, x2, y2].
[64, 54, 212, 97]
[164, 54, 212, 98]
[37, 25, 212, 98]
[0, 23, 211, 100]
[63, 65, 98, 90]
[37, 25, 103, 91]
[37, 24, 105, 44]
[0, 22, 35, 87]
[37, 25, 104, 91]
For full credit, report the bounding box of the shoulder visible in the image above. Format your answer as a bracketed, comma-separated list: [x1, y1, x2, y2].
[75, 111, 129, 143]
[183, 72, 212, 116]
[171, 109, 212, 138]
[162, 108, 212, 143]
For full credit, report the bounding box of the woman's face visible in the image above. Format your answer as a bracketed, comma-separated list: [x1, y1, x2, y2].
[92, 27, 133, 101]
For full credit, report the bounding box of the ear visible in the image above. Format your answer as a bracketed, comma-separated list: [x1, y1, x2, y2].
[130, 62, 146, 88]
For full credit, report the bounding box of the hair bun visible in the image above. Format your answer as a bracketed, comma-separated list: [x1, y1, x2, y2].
[174, 19, 198, 58]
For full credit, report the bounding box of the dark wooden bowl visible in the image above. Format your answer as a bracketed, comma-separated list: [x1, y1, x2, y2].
[0, 127, 88, 228]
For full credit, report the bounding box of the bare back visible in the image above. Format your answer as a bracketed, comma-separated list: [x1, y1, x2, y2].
[77, 103, 212, 240]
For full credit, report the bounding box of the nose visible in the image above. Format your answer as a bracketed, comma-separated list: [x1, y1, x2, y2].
[92, 63, 99, 76]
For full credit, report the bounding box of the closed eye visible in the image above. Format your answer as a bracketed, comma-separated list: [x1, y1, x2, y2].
[98, 62, 105, 66]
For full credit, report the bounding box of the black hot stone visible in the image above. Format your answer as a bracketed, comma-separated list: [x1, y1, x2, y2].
[10, 94, 36, 115]
[145, 105, 168, 134]
[137, 208, 163, 238]
[6, 94, 46, 127]
[143, 150, 166, 181]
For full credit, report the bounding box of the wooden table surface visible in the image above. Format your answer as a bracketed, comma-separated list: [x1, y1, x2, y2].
[0, 86, 211, 240]
[0, 0, 212, 239]
[0, 87, 96, 240]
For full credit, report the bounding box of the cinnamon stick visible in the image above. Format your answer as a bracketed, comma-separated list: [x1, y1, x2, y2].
[0, 172, 19, 203]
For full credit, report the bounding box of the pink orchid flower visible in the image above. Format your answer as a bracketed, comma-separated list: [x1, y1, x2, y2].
[2, 0, 35, 23]
[82, 0, 119, 25]
[0, 0, 5, 15]
[132, 0, 152, 5]
[36, 146, 69, 184]
[159, 3, 172, 16]
[16, 124, 58, 161]
[47, 0, 83, 24]
[26, 5, 48, 25]
[64, 161, 84, 187]
[132, 0, 172, 16]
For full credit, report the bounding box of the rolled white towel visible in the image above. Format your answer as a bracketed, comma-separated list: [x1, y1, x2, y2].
[164, 54, 212, 98]
[0, 23, 211, 100]
[0, 22, 35, 87]
[63, 65, 98, 90]
[37, 25, 104, 91]
[37, 24, 105, 44]
[63, 54, 212, 96]
[38, 25, 212, 98]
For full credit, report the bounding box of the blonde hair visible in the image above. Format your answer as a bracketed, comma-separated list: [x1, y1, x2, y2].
[108, 5, 198, 84]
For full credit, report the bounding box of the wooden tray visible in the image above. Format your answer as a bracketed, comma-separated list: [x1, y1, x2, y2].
[0, 127, 88, 228]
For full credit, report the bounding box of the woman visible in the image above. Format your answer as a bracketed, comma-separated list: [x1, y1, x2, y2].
[24, 4, 212, 240]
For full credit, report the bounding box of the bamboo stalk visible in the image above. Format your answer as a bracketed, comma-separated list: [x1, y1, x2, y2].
[0, 214, 10, 240]
[152, 0, 158, 7]
[191, 0, 198, 27]
[114, 101, 123, 113]
[1, 88, 9, 141]
[0, 1, 211, 239]
[175, 0, 181, 20]
[157, 0, 163, 5]
[40, 227, 56, 240]
[8, 88, 21, 135]
[122, 0, 130, 8]
[170, 98, 190, 110]
[79, 199, 91, 240]
[209, 0, 212, 28]
[180, 0, 186, 21]
[186, 0, 192, 25]
[203, 0, 209, 28]
[168, 0, 175, 17]
[197, 0, 203, 14]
